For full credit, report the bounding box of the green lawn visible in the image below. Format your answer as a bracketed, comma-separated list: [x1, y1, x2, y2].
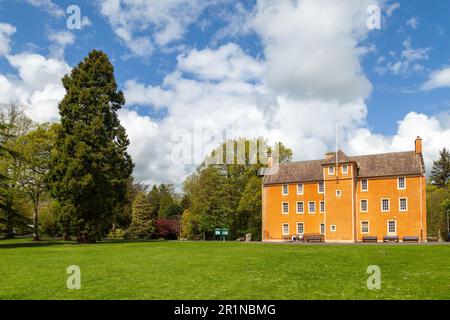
[1, 238, 449, 300]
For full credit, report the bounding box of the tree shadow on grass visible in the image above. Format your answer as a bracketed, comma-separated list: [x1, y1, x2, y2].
[0, 238, 171, 249]
[0, 241, 73, 249]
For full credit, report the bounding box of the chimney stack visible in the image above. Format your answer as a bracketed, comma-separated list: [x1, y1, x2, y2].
[267, 151, 273, 168]
[325, 152, 334, 160]
[415, 136, 423, 155]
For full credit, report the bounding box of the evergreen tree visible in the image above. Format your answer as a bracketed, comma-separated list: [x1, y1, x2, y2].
[431, 148, 450, 188]
[127, 192, 154, 239]
[47, 50, 133, 243]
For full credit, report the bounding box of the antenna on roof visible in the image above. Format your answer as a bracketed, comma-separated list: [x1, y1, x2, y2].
[336, 122, 339, 174]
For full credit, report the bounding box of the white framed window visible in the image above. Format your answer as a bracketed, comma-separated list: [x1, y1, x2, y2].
[296, 222, 304, 235]
[318, 181, 324, 194]
[398, 177, 406, 190]
[328, 166, 335, 175]
[282, 184, 289, 195]
[399, 198, 408, 212]
[387, 220, 397, 235]
[297, 183, 304, 195]
[282, 202, 289, 214]
[320, 223, 325, 235]
[361, 179, 368, 192]
[381, 198, 390, 212]
[360, 199, 368, 212]
[336, 190, 342, 197]
[320, 201, 325, 213]
[330, 225, 337, 232]
[296, 201, 304, 214]
[342, 164, 348, 174]
[308, 201, 316, 214]
[282, 223, 290, 235]
[361, 221, 369, 233]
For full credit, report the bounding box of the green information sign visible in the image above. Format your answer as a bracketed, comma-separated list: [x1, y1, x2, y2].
[215, 228, 229, 240]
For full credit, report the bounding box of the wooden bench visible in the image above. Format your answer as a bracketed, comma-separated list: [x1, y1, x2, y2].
[383, 235, 399, 243]
[402, 236, 419, 243]
[362, 236, 378, 243]
[304, 234, 324, 243]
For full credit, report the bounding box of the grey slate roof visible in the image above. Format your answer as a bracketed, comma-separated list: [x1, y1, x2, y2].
[263, 150, 423, 185]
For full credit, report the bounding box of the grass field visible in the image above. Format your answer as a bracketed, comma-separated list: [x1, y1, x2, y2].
[1, 238, 449, 300]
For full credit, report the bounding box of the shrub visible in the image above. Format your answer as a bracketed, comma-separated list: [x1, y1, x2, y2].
[154, 219, 180, 240]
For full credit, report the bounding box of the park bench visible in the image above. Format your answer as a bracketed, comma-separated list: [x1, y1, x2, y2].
[383, 235, 399, 243]
[304, 233, 324, 243]
[362, 236, 378, 243]
[427, 237, 438, 242]
[402, 236, 419, 243]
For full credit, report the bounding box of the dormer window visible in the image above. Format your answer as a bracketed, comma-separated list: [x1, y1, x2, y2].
[328, 166, 335, 175]
[342, 164, 348, 174]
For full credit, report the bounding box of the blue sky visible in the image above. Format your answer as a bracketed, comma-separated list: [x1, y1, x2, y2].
[0, 0, 449, 185]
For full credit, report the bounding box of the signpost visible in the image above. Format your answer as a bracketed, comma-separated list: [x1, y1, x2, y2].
[215, 228, 229, 241]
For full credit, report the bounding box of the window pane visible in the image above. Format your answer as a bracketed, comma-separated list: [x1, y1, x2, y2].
[382, 199, 389, 211]
[283, 184, 288, 194]
[361, 180, 368, 191]
[361, 222, 369, 233]
[283, 203, 289, 213]
[297, 202, 304, 213]
[388, 221, 396, 233]
[297, 183, 303, 194]
[318, 182, 324, 193]
[361, 200, 368, 212]
[297, 223, 304, 234]
[400, 198, 407, 211]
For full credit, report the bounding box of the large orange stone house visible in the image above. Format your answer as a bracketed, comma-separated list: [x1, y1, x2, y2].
[262, 137, 427, 243]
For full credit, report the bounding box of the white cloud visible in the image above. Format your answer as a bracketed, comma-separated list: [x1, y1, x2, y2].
[25, 0, 65, 18]
[177, 43, 265, 81]
[251, 0, 373, 103]
[0, 22, 16, 56]
[406, 17, 419, 29]
[347, 112, 450, 172]
[0, 53, 70, 122]
[47, 30, 75, 59]
[386, 2, 400, 17]
[99, 0, 215, 58]
[376, 38, 431, 75]
[422, 67, 450, 90]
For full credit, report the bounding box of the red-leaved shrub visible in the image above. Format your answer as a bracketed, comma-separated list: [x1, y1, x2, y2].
[154, 219, 180, 240]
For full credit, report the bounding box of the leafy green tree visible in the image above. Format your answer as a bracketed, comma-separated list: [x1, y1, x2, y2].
[47, 50, 133, 243]
[147, 185, 161, 219]
[442, 198, 450, 240]
[237, 176, 263, 240]
[431, 148, 450, 188]
[0, 123, 30, 238]
[127, 192, 154, 239]
[426, 184, 450, 239]
[182, 138, 292, 240]
[12, 124, 57, 240]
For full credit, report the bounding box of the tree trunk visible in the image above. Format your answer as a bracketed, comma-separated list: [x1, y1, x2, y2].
[32, 198, 40, 241]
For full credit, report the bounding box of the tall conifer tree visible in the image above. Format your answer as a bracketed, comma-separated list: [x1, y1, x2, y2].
[47, 50, 133, 243]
